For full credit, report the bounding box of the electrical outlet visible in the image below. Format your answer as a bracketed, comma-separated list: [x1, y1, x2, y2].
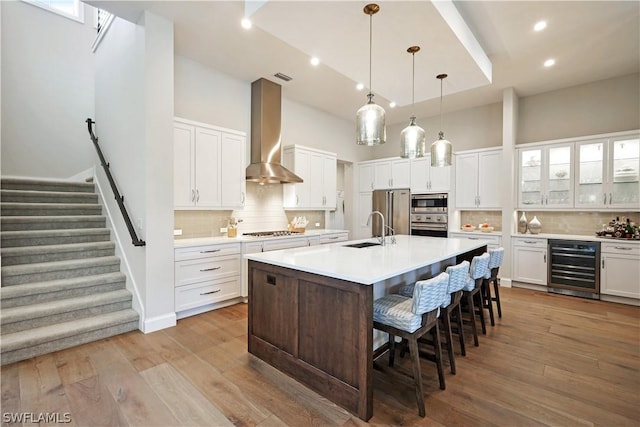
[136, 218, 143, 230]
[220, 227, 228, 233]
[315, 222, 320, 227]
[173, 229, 182, 236]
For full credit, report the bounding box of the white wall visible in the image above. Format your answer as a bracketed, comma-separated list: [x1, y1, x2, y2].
[95, 12, 175, 332]
[1, 0, 95, 178]
[517, 73, 640, 144]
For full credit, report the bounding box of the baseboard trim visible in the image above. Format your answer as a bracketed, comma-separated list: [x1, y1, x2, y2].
[600, 294, 640, 307]
[500, 278, 512, 288]
[142, 312, 177, 333]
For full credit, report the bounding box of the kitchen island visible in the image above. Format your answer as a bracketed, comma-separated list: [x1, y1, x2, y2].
[246, 235, 487, 421]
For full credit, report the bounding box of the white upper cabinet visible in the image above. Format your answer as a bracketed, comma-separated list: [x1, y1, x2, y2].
[373, 158, 410, 189]
[575, 136, 640, 209]
[410, 155, 451, 193]
[455, 149, 502, 209]
[174, 118, 246, 210]
[282, 145, 337, 210]
[358, 163, 374, 192]
[518, 144, 574, 209]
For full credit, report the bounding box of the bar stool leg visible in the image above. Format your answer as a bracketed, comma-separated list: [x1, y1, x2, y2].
[433, 324, 446, 390]
[408, 336, 425, 417]
[456, 303, 466, 356]
[494, 279, 502, 318]
[476, 290, 487, 335]
[466, 292, 479, 346]
[388, 333, 396, 367]
[484, 280, 495, 326]
[441, 312, 456, 374]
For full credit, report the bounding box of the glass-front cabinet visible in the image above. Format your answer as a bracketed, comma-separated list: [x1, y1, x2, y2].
[518, 144, 573, 208]
[576, 136, 640, 209]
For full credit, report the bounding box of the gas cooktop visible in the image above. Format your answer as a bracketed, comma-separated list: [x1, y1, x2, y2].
[243, 230, 303, 237]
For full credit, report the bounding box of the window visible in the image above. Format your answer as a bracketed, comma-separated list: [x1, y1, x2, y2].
[22, 0, 84, 22]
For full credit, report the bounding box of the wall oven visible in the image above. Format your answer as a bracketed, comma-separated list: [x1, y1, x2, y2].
[410, 193, 448, 238]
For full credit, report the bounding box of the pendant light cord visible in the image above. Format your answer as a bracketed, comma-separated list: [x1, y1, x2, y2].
[369, 13, 373, 96]
[439, 77, 443, 131]
[411, 52, 415, 116]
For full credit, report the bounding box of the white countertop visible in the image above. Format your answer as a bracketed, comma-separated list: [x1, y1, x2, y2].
[174, 229, 349, 248]
[244, 235, 487, 285]
[513, 233, 640, 244]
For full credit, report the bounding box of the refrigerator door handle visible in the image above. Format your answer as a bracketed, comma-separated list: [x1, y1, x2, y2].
[388, 191, 394, 229]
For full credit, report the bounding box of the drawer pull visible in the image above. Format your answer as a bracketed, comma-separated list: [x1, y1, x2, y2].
[327, 236, 339, 240]
[468, 237, 479, 240]
[200, 266, 222, 272]
[267, 274, 277, 286]
[524, 240, 538, 244]
[200, 289, 221, 295]
[200, 249, 221, 253]
[614, 247, 633, 251]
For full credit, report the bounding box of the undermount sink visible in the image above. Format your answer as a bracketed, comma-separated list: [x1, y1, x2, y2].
[343, 241, 381, 249]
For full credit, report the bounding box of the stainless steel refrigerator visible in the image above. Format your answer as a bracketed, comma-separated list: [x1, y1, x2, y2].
[371, 189, 410, 237]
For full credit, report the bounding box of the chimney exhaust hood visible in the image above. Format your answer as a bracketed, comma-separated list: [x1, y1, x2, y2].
[246, 78, 303, 184]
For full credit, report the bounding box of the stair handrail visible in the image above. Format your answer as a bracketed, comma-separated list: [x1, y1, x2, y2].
[86, 118, 146, 247]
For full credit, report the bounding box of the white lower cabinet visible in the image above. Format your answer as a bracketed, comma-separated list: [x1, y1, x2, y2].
[601, 242, 640, 299]
[174, 243, 241, 318]
[449, 232, 501, 250]
[512, 237, 548, 286]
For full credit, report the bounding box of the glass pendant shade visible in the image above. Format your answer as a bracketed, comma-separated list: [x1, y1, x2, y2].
[356, 4, 385, 146]
[431, 131, 452, 166]
[356, 93, 386, 146]
[400, 116, 426, 158]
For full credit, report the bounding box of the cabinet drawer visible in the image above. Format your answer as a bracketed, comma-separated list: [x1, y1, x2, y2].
[601, 242, 640, 256]
[319, 233, 349, 244]
[175, 277, 241, 312]
[175, 243, 240, 262]
[513, 237, 547, 248]
[450, 232, 501, 245]
[175, 254, 240, 286]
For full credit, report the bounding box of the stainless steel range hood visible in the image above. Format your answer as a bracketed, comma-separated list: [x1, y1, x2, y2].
[246, 78, 303, 184]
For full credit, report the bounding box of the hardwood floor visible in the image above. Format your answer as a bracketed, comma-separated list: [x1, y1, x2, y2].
[2, 287, 639, 426]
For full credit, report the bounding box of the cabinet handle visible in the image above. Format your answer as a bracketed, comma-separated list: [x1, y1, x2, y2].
[200, 266, 222, 272]
[191, 189, 196, 202]
[468, 237, 480, 240]
[545, 195, 548, 205]
[296, 195, 299, 206]
[543, 253, 547, 263]
[327, 236, 339, 240]
[370, 182, 373, 190]
[614, 246, 633, 251]
[241, 192, 245, 204]
[389, 179, 393, 187]
[603, 193, 607, 204]
[200, 249, 221, 253]
[609, 193, 612, 205]
[200, 289, 221, 295]
[196, 189, 200, 202]
[524, 240, 538, 244]
[602, 259, 605, 269]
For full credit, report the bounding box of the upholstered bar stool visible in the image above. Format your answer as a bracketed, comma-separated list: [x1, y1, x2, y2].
[373, 272, 449, 417]
[483, 247, 505, 326]
[462, 253, 490, 346]
[398, 261, 469, 375]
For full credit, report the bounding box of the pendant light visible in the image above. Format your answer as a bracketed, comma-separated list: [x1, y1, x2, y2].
[356, 4, 386, 146]
[430, 73, 452, 167]
[400, 46, 426, 158]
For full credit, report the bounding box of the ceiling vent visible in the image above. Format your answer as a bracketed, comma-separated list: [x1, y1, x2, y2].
[273, 72, 292, 82]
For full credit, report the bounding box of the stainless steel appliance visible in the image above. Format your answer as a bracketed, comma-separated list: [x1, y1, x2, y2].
[548, 239, 601, 299]
[371, 189, 411, 237]
[410, 193, 448, 237]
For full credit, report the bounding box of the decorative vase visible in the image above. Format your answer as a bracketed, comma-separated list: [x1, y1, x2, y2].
[528, 216, 542, 234]
[518, 212, 528, 234]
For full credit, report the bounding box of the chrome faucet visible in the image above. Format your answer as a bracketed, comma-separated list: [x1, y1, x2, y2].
[384, 225, 397, 245]
[366, 210, 386, 246]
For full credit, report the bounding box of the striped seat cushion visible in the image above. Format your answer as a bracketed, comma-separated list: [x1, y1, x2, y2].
[373, 294, 424, 333]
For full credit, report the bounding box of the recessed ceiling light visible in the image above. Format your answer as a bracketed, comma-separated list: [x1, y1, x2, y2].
[310, 57, 320, 66]
[534, 20, 547, 32]
[241, 18, 252, 29]
[389, 101, 397, 108]
[544, 58, 556, 67]
[356, 83, 365, 91]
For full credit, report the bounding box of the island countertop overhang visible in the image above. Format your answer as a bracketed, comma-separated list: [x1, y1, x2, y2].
[244, 235, 488, 285]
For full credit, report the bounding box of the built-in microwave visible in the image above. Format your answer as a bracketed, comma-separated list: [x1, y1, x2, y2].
[410, 193, 448, 213]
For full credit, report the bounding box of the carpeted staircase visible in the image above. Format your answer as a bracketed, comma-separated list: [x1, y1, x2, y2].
[1, 178, 139, 365]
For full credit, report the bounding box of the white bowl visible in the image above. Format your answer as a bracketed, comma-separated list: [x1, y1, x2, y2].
[461, 226, 476, 232]
[479, 226, 494, 233]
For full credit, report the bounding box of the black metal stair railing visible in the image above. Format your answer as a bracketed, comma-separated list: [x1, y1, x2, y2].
[86, 118, 146, 247]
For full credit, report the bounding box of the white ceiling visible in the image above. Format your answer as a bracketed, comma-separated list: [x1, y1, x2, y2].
[89, 1, 640, 126]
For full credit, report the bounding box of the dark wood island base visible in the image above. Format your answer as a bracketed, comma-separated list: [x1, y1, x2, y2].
[248, 260, 374, 420]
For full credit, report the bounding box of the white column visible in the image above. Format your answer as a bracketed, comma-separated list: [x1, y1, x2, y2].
[501, 88, 518, 286]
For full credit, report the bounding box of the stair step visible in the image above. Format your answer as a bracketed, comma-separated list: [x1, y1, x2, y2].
[1, 309, 139, 366]
[1, 256, 120, 286]
[0, 202, 102, 216]
[1, 189, 98, 204]
[0, 215, 106, 231]
[0, 228, 110, 248]
[1, 241, 116, 266]
[0, 272, 126, 308]
[1, 289, 133, 334]
[1, 178, 95, 193]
